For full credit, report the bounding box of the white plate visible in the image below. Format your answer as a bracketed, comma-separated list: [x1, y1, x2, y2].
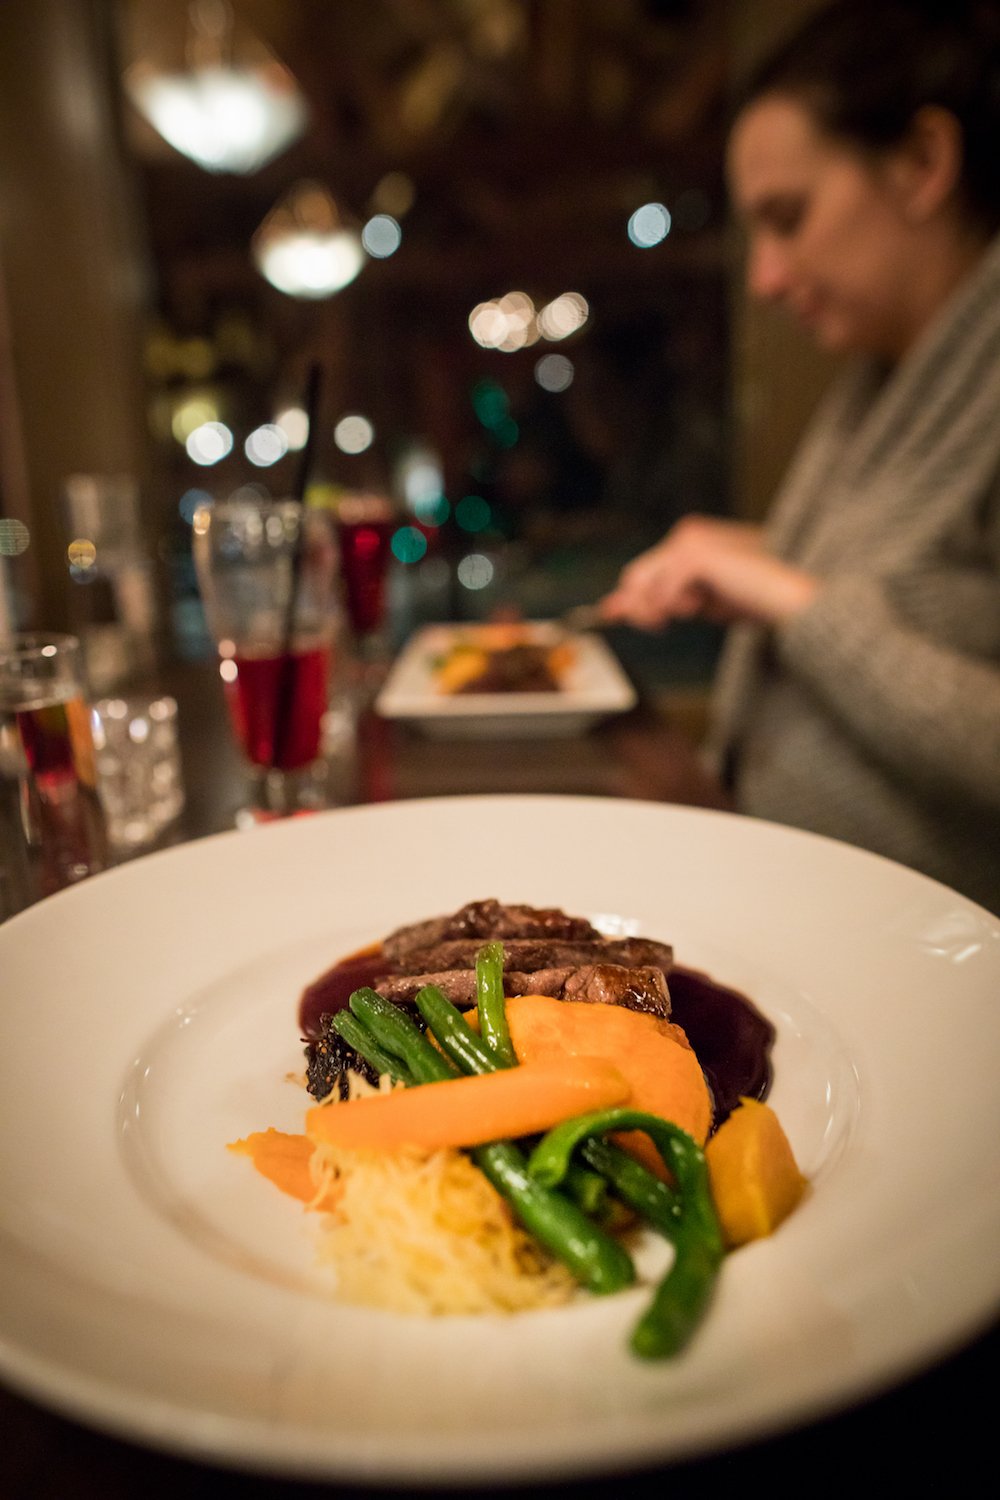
[0, 796, 998, 1486]
[374, 622, 636, 736]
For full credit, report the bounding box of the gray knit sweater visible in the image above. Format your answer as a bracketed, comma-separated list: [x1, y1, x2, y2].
[708, 233, 1000, 915]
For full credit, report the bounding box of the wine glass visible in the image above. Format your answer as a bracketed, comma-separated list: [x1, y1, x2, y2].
[192, 496, 344, 819]
[333, 491, 396, 690]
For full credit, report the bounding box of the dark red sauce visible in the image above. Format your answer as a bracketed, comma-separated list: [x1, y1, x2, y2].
[299, 944, 386, 1040]
[298, 947, 774, 1129]
[666, 965, 774, 1125]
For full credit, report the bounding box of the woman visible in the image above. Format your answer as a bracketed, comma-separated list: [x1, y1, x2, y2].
[601, 0, 1000, 914]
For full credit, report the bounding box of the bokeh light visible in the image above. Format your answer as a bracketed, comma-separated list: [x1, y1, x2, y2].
[171, 395, 219, 443]
[275, 405, 310, 450]
[0, 518, 30, 556]
[413, 493, 450, 526]
[391, 525, 428, 564]
[186, 421, 234, 466]
[362, 214, 402, 258]
[456, 553, 494, 590]
[628, 202, 672, 247]
[245, 423, 289, 467]
[455, 494, 491, 532]
[535, 353, 574, 392]
[536, 292, 589, 340]
[179, 488, 212, 525]
[334, 414, 375, 454]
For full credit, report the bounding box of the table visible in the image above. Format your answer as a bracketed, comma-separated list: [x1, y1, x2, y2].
[1, 659, 995, 1498]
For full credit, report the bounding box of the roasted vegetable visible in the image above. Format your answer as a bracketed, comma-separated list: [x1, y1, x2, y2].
[327, 986, 636, 1296]
[528, 1107, 724, 1358]
[704, 1096, 807, 1247]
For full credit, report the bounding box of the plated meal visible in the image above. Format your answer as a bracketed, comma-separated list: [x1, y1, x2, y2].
[429, 622, 575, 694]
[232, 897, 807, 1357]
[1, 795, 996, 1484]
[375, 623, 637, 736]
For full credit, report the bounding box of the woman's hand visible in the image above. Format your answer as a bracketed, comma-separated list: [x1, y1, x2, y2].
[599, 516, 819, 630]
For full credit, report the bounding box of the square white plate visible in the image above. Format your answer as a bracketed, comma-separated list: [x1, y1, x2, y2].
[375, 622, 637, 737]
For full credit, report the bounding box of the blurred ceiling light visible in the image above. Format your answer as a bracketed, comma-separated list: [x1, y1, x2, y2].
[535, 353, 575, 392]
[333, 415, 374, 454]
[456, 553, 494, 591]
[537, 293, 589, 340]
[469, 291, 540, 352]
[253, 181, 365, 299]
[371, 171, 415, 217]
[0, 519, 31, 557]
[171, 394, 219, 443]
[628, 202, 672, 248]
[125, 0, 307, 174]
[186, 421, 233, 465]
[399, 448, 444, 511]
[361, 214, 402, 258]
[274, 405, 310, 450]
[244, 424, 289, 467]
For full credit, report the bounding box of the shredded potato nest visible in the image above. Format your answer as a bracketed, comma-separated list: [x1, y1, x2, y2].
[309, 1137, 577, 1316]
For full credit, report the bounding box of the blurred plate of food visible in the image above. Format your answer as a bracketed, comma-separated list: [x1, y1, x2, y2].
[375, 620, 637, 737]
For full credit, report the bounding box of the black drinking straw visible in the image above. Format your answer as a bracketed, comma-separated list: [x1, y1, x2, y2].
[270, 361, 322, 774]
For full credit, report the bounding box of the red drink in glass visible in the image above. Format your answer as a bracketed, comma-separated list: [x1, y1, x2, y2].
[223, 643, 331, 771]
[335, 495, 395, 635]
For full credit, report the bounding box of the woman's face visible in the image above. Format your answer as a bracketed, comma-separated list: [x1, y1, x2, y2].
[727, 96, 923, 358]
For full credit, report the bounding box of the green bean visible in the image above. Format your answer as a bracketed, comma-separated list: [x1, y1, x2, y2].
[350, 986, 633, 1293]
[331, 1009, 414, 1087]
[347, 988, 457, 1084]
[414, 984, 510, 1073]
[475, 940, 516, 1066]
[578, 1137, 681, 1236]
[528, 1107, 724, 1359]
[473, 1140, 634, 1296]
[415, 982, 611, 1219]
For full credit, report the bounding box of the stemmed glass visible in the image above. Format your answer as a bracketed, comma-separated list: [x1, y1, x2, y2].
[192, 496, 344, 819]
[333, 491, 396, 691]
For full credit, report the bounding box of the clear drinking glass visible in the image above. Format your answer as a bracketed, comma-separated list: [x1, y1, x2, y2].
[92, 692, 185, 849]
[192, 497, 344, 818]
[0, 632, 110, 915]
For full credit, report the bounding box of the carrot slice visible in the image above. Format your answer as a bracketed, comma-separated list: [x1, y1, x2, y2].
[229, 1128, 318, 1202]
[499, 994, 713, 1177]
[304, 1056, 631, 1152]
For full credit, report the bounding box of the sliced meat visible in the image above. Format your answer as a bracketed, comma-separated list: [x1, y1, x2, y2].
[381, 898, 601, 961]
[373, 963, 670, 1018]
[560, 964, 671, 1016]
[390, 934, 674, 977]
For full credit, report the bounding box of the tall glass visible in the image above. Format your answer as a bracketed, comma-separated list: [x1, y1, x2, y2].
[0, 633, 110, 916]
[335, 492, 395, 640]
[192, 497, 344, 818]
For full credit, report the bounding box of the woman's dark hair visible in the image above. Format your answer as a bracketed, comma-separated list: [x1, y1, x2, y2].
[737, 0, 1000, 230]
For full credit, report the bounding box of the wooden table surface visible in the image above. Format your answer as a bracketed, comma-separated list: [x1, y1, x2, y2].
[1, 658, 995, 1498]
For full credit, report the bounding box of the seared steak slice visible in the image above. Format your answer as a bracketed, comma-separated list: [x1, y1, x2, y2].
[390, 935, 674, 977]
[381, 898, 601, 961]
[373, 963, 671, 1018]
[560, 964, 670, 1016]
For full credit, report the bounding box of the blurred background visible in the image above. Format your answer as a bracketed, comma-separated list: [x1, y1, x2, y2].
[0, 0, 833, 700]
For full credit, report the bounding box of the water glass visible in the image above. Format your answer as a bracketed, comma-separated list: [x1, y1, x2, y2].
[0, 632, 110, 916]
[93, 693, 184, 849]
[192, 497, 344, 818]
